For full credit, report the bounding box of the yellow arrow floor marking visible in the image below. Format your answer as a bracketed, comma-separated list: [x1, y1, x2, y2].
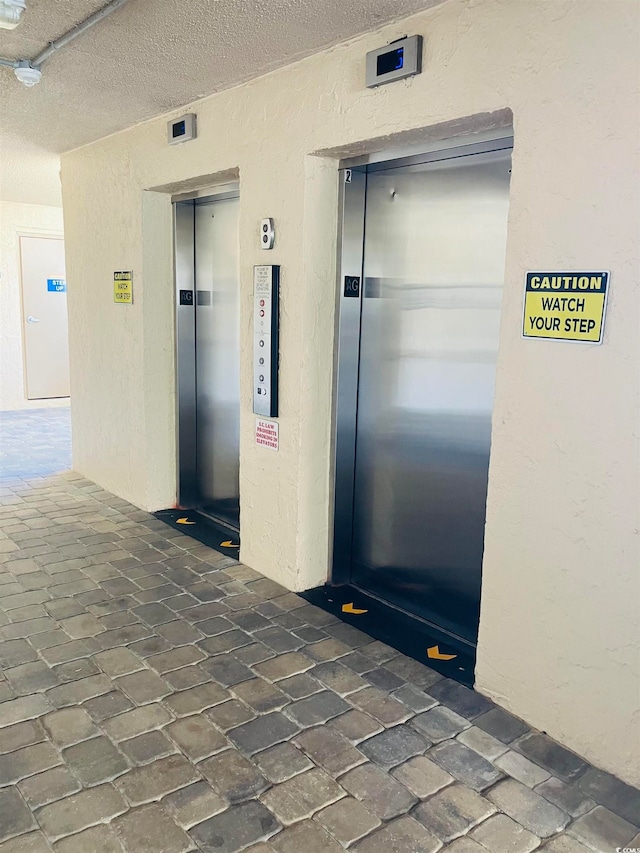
[220, 540, 240, 549]
[342, 603, 368, 615]
[176, 517, 196, 525]
[427, 645, 457, 661]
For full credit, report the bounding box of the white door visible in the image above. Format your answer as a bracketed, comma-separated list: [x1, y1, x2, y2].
[19, 236, 70, 400]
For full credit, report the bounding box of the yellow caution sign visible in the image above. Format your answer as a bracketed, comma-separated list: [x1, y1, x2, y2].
[523, 271, 609, 344]
[427, 645, 457, 661]
[342, 603, 368, 615]
[114, 270, 133, 304]
[176, 517, 195, 525]
[220, 540, 239, 549]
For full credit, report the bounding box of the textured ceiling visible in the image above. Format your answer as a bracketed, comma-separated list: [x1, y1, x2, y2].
[0, 0, 445, 206]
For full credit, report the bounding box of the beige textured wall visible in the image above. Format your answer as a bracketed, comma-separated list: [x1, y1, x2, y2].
[61, 0, 640, 785]
[0, 201, 65, 410]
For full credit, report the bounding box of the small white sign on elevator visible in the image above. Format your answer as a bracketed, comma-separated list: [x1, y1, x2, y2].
[256, 418, 278, 451]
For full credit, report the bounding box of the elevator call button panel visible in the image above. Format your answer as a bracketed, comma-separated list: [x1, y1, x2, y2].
[253, 265, 279, 418]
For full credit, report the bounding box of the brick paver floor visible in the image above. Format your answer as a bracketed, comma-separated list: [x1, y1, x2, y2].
[0, 412, 638, 851]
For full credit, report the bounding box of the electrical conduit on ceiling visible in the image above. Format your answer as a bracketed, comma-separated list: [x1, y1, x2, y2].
[0, 0, 133, 86]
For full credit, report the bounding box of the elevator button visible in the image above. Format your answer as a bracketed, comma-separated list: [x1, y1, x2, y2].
[259, 375, 264, 382]
[259, 340, 265, 347]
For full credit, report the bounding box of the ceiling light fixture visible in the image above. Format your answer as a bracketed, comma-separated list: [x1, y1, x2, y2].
[0, 0, 26, 30]
[14, 60, 41, 86]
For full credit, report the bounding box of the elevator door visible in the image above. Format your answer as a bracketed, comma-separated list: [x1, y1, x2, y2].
[194, 196, 240, 527]
[347, 147, 511, 644]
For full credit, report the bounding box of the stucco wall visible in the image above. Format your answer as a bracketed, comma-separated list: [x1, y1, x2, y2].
[61, 0, 640, 785]
[0, 201, 66, 411]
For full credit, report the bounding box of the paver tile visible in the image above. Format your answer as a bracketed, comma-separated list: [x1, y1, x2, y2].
[36, 784, 127, 839]
[164, 780, 227, 829]
[535, 777, 595, 817]
[0, 741, 61, 784]
[295, 726, 365, 775]
[576, 767, 640, 825]
[359, 724, 429, 769]
[348, 687, 411, 726]
[271, 819, 342, 852]
[114, 803, 193, 852]
[413, 783, 496, 841]
[329, 709, 383, 743]
[164, 682, 229, 716]
[3, 832, 53, 853]
[189, 800, 280, 853]
[0, 719, 45, 753]
[391, 755, 454, 798]
[53, 824, 125, 853]
[93, 648, 143, 676]
[284, 690, 350, 727]
[353, 815, 441, 853]
[567, 805, 637, 850]
[488, 779, 570, 838]
[115, 669, 171, 704]
[62, 736, 128, 785]
[340, 763, 418, 821]
[228, 712, 299, 755]
[315, 796, 380, 846]
[199, 748, 269, 802]
[114, 753, 200, 805]
[232, 677, 289, 713]
[457, 725, 509, 761]
[429, 739, 504, 791]
[260, 767, 345, 824]
[206, 699, 256, 731]
[470, 813, 540, 852]
[0, 693, 52, 726]
[82, 690, 134, 722]
[19, 766, 81, 808]
[167, 714, 228, 760]
[255, 741, 313, 783]
[120, 729, 176, 764]
[103, 703, 173, 740]
[515, 733, 589, 784]
[496, 749, 551, 787]
[43, 708, 99, 746]
[0, 786, 37, 842]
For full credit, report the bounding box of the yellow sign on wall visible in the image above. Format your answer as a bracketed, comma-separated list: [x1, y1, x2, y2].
[114, 271, 133, 304]
[523, 271, 609, 344]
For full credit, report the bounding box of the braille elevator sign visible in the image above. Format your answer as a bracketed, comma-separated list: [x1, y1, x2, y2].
[114, 271, 133, 304]
[522, 271, 609, 344]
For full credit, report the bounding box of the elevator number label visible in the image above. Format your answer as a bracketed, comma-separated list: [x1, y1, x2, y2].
[114, 271, 133, 304]
[522, 271, 609, 344]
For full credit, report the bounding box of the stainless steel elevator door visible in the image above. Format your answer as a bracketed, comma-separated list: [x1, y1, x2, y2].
[351, 150, 511, 643]
[194, 197, 240, 527]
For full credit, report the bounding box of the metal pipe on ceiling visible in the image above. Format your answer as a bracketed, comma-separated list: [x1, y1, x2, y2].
[31, 0, 133, 67]
[0, 0, 133, 75]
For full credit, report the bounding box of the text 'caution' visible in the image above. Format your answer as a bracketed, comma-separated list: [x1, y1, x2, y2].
[114, 271, 133, 304]
[523, 271, 609, 344]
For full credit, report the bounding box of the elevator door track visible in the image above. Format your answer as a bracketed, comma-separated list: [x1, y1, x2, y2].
[154, 508, 240, 560]
[302, 584, 476, 687]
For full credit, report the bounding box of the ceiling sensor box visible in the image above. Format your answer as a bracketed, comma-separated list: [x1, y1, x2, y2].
[168, 114, 196, 145]
[366, 35, 422, 88]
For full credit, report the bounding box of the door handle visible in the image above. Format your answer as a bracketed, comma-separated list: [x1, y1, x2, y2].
[27, 316, 40, 324]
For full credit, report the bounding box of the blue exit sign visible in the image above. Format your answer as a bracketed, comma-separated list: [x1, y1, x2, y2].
[47, 278, 66, 292]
